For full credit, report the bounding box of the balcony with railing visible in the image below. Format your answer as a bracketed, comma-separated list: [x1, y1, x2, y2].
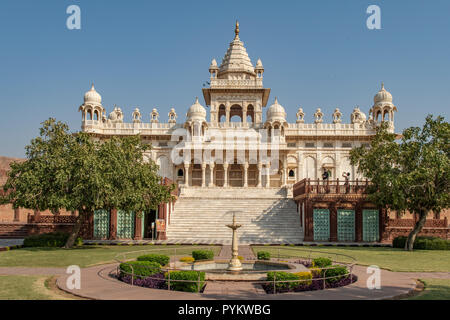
[293, 178, 371, 199]
[209, 78, 263, 89]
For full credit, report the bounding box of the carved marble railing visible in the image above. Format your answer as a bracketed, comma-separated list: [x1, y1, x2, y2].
[82, 121, 183, 135]
[286, 123, 377, 136]
[293, 178, 371, 198]
[209, 78, 263, 88]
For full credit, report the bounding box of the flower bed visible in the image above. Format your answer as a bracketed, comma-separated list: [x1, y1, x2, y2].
[262, 269, 357, 294]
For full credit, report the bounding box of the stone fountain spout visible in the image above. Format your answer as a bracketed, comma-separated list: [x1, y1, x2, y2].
[226, 213, 243, 272]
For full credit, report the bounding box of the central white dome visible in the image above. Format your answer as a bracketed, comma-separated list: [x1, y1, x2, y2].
[374, 83, 392, 104]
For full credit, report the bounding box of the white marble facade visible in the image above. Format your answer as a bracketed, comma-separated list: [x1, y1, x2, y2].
[78, 22, 397, 188]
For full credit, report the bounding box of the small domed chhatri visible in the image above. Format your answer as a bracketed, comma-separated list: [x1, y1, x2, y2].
[84, 83, 102, 105]
[187, 97, 207, 121]
[266, 97, 287, 122]
[374, 82, 393, 104]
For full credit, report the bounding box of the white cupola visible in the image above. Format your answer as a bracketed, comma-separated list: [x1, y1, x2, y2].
[266, 97, 287, 122]
[84, 84, 102, 106]
[187, 97, 207, 122]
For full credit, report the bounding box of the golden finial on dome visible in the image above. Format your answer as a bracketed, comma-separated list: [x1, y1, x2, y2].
[235, 20, 240, 39]
[381, 82, 385, 90]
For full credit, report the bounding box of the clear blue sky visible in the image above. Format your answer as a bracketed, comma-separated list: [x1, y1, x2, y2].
[0, 0, 449, 158]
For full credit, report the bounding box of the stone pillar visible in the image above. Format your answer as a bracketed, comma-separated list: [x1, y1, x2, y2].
[226, 103, 230, 124]
[243, 162, 249, 187]
[283, 165, 287, 186]
[257, 162, 262, 187]
[209, 162, 215, 187]
[134, 212, 143, 240]
[243, 103, 247, 124]
[184, 162, 190, 186]
[109, 208, 117, 240]
[201, 163, 206, 187]
[265, 165, 270, 188]
[13, 207, 20, 222]
[223, 162, 229, 187]
[305, 201, 314, 241]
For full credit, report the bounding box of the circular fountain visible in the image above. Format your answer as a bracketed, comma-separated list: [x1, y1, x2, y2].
[176, 212, 308, 280]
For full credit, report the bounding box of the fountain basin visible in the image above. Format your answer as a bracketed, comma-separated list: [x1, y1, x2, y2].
[173, 259, 309, 281]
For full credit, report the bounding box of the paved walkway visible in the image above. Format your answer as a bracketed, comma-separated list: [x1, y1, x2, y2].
[55, 261, 450, 300]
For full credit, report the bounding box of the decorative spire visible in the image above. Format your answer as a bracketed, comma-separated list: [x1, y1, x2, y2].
[195, 97, 199, 104]
[274, 97, 278, 104]
[91, 82, 95, 90]
[234, 20, 240, 39]
[381, 82, 384, 90]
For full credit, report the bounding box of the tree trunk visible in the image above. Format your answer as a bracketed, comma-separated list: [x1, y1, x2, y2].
[405, 211, 427, 251]
[64, 210, 85, 249]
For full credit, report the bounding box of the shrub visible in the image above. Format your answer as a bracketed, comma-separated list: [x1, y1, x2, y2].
[292, 271, 313, 285]
[323, 265, 348, 284]
[179, 257, 195, 263]
[312, 257, 332, 268]
[137, 254, 170, 266]
[192, 250, 214, 261]
[23, 232, 82, 248]
[266, 272, 300, 290]
[166, 271, 205, 292]
[393, 236, 450, 250]
[119, 261, 161, 279]
[238, 256, 244, 261]
[257, 251, 271, 260]
[309, 267, 322, 278]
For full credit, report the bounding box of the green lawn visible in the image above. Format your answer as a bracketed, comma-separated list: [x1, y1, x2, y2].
[0, 245, 221, 268]
[0, 275, 53, 300]
[408, 279, 450, 300]
[252, 245, 450, 272]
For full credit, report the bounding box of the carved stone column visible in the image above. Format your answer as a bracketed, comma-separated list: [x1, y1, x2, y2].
[109, 208, 117, 240]
[223, 162, 229, 187]
[225, 103, 230, 124]
[13, 208, 20, 222]
[184, 162, 190, 186]
[209, 162, 215, 187]
[297, 153, 302, 181]
[257, 162, 262, 187]
[243, 162, 249, 187]
[201, 163, 206, 187]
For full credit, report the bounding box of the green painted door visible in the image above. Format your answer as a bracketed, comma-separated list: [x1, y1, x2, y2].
[93, 209, 109, 239]
[363, 210, 379, 242]
[117, 210, 135, 239]
[313, 209, 330, 241]
[337, 209, 355, 242]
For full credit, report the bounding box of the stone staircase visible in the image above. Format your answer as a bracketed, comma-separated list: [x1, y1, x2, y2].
[166, 187, 303, 244]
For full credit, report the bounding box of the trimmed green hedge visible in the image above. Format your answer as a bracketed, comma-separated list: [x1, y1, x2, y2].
[23, 232, 82, 248]
[137, 254, 170, 266]
[393, 236, 450, 250]
[312, 257, 332, 268]
[166, 271, 205, 292]
[119, 261, 161, 279]
[257, 251, 271, 260]
[323, 265, 348, 284]
[192, 250, 214, 261]
[266, 271, 300, 290]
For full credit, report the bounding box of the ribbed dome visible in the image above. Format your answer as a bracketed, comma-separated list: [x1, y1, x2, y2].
[84, 84, 102, 105]
[374, 83, 392, 104]
[266, 97, 286, 122]
[187, 97, 206, 121]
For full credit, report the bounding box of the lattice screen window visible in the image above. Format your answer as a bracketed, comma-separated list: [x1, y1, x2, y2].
[337, 209, 355, 241]
[313, 209, 330, 241]
[93, 209, 110, 239]
[117, 210, 135, 239]
[363, 210, 379, 242]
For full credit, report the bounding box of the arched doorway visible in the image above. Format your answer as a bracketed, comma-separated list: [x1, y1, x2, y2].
[230, 104, 243, 123]
[229, 164, 243, 187]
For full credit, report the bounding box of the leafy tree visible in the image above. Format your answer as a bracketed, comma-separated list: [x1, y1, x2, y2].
[1, 118, 174, 248]
[350, 115, 450, 251]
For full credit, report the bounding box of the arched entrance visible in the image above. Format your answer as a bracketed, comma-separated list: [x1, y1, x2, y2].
[229, 164, 243, 187]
